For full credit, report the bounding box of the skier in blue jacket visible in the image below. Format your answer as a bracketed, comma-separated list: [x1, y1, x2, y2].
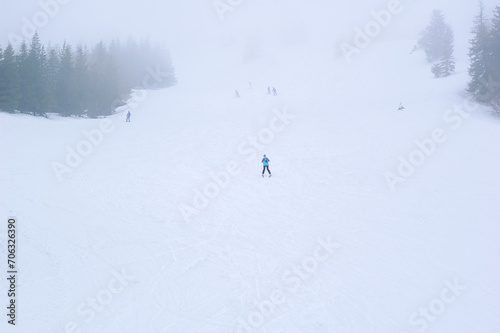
[262, 154, 271, 177]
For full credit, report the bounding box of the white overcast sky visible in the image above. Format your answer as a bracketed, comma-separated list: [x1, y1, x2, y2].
[1, 0, 498, 56]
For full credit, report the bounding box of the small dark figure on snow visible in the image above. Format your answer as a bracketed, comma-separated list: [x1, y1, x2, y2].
[267, 86, 271, 95]
[262, 154, 271, 177]
[126, 110, 131, 122]
[272, 87, 277, 96]
[398, 103, 405, 111]
[235, 90, 240, 98]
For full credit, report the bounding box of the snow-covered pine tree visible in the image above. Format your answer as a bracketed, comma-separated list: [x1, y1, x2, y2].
[418, 10, 447, 62]
[87, 41, 123, 117]
[489, 6, 500, 110]
[46, 47, 59, 113]
[2, 44, 21, 112]
[431, 62, 444, 78]
[56, 43, 78, 116]
[418, 9, 455, 77]
[16, 40, 29, 113]
[438, 26, 455, 77]
[0, 46, 4, 111]
[74, 45, 90, 114]
[26, 32, 50, 116]
[468, 2, 491, 101]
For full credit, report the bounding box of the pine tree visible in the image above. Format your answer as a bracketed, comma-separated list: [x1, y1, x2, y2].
[418, 10, 447, 62]
[46, 47, 59, 112]
[40, 47, 50, 116]
[431, 62, 444, 78]
[0, 46, 4, 110]
[88, 41, 124, 117]
[26, 32, 49, 116]
[0, 44, 21, 112]
[489, 6, 500, 108]
[56, 42, 77, 116]
[438, 27, 455, 77]
[16, 40, 30, 113]
[418, 9, 455, 77]
[468, 2, 491, 101]
[74, 45, 90, 115]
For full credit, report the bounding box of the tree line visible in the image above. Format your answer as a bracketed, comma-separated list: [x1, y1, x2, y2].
[417, 4, 500, 112]
[0, 33, 176, 117]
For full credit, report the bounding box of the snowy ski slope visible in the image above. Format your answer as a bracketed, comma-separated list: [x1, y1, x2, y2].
[1, 40, 499, 333]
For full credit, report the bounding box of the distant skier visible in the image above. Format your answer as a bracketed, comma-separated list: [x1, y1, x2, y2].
[235, 90, 240, 98]
[249, 81, 252, 89]
[398, 103, 405, 111]
[272, 87, 277, 96]
[267, 87, 271, 95]
[126, 110, 131, 122]
[262, 154, 271, 177]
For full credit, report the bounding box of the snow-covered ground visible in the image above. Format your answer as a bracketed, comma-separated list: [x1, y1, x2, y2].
[1, 39, 499, 333]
